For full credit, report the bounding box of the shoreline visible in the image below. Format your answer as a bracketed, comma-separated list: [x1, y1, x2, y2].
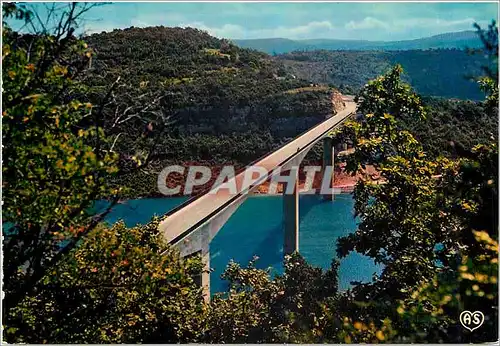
[115, 164, 380, 202]
[115, 182, 358, 203]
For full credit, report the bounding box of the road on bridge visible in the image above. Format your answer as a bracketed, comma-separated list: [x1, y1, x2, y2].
[159, 97, 357, 247]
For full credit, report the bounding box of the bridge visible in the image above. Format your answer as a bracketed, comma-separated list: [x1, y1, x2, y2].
[159, 96, 357, 297]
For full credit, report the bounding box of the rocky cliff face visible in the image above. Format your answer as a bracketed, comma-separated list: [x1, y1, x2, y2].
[175, 88, 341, 139]
[331, 90, 346, 115]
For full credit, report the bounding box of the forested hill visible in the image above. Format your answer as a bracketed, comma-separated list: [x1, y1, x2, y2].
[234, 30, 482, 54]
[84, 26, 341, 196]
[82, 26, 492, 197]
[85, 26, 337, 138]
[277, 49, 489, 100]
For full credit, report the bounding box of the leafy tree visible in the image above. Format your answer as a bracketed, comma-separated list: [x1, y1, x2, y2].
[331, 22, 498, 343]
[205, 254, 341, 343]
[2, 4, 205, 343]
[2, 2, 122, 318]
[5, 219, 205, 343]
[394, 21, 498, 343]
[329, 65, 453, 340]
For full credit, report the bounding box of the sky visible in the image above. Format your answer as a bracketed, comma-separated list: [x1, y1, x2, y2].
[19, 2, 499, 41]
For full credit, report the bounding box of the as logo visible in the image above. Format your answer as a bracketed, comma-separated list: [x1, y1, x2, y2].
[459, 311, 484, 332]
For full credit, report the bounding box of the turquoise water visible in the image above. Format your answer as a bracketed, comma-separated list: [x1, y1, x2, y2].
[99, 195, 382, 293]
[95, 197, 189, 226]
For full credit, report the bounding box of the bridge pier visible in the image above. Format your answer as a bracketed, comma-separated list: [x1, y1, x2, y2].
[323, 137, 335, 201]
[283, 169, 299, 255]
[159, 100, 356, 303]
[201, 247, 210, 302]
[189, 247, 211, 301]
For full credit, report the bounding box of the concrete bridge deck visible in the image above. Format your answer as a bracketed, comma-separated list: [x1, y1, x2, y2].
[159, 97, 357, 255]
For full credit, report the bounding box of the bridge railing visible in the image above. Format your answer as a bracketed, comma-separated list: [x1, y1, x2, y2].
[165, 107, 356, 247]
[161, 107, 354, 221]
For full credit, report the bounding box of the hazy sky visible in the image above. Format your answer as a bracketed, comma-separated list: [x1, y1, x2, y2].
[22, 2, 499, 41]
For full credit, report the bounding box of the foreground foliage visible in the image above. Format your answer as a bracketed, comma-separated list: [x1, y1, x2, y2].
[6, 219, 205, 343]
[2, 4, 497, 343]
[2, 3, 121, 319]
[330, 24, 498, 341]
[2, 4, 204, 343]
[205, 255, 341, 343]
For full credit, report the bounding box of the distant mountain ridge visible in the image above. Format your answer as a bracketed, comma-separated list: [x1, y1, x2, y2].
[233, 30, 482, 54]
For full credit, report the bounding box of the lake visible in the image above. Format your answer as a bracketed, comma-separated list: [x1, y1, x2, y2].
[101, 194, 382, 293]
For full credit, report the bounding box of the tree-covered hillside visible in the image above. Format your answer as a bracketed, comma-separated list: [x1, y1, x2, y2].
[80, 27, 495, 197]
[407, 96, 498, 158]
[86, 26, 336, 135]
[278, 49, 489, 100]
[83, 27, 340, 197]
